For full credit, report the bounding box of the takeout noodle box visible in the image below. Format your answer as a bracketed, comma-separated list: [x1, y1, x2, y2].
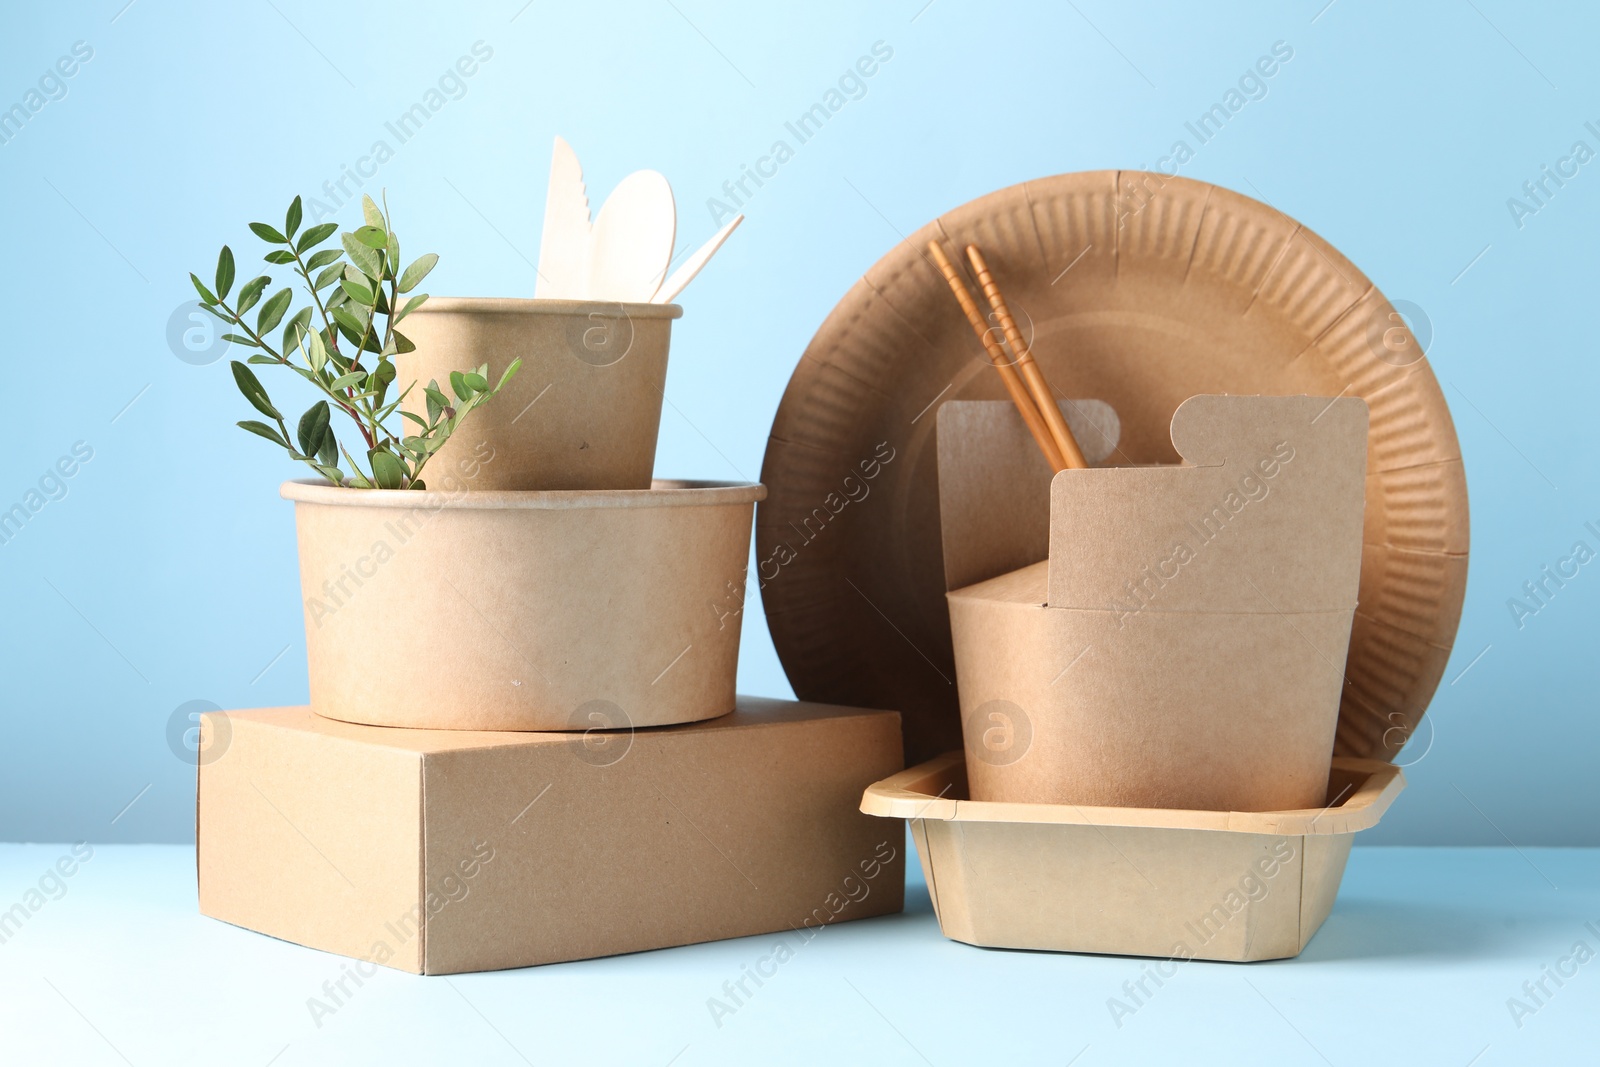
[397, 297, 679, 492]
[281, 478, 762, 731]
[861, 752, 1403, 962]
[198, 699, 905, 975]
[938, 394, 1368, 811]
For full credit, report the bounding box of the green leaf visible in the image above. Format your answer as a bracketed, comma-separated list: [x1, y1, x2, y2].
[334, 316, 366, 350]
[249, 221, 287, 244]
[397, 253, 438, 294]
[425, 383, 449, 423]
[371, 358, 396, 405]
[215, 247, 235, 301]
[369, 448, 405, 489]
[246, 354, 276, 364]
[342, 232, 382, 280]
[263, 249, 296, 265]
[190, 273, 217, 306]
[306, 328, 330, 374]
[339, 276, 375, 306]
[297, 401, 331, 457]
[282, 306, 314, 356]
[231, 361, 282, 420]
[495, 357, 523, 392]
[305, 247, 343, 271]
[237, 420, 289, 448]
[330, 369, 367, 392]
[464, 371, 489, 393]
[311, 462, 344, 486]
[401, 409, 429, 429]
[316, 429, 339, 468]
[395, 294, 428, 322]
[386, 232, 400, 274]
[353, 224, 387, 249]
[256, 288, 293, 336]
[361, 195, 385, 229]
[297, 222, 339, 254]
[236, 275, 270, 316]
[332, 313, 365, 349]
[285, 196, 303, 240]
[220, 333, 257, 348]
[449, 370, 470, 402]
[313, 263, 345, 291]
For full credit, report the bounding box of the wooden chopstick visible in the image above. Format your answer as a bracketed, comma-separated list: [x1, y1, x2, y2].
[965, 245, 1089, 471]
[926, 240, 1068, 472]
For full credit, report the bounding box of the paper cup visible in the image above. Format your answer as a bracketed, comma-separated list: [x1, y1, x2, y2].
[395, 298, 680, 492]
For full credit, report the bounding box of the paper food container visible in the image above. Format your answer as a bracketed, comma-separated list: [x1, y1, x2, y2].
[396, 298, 678, 492]
[281, 478, 762, 731]
[861, 751, 1403, 962]
[200, 698, 905, 974]
[939, 394, 1368, 813]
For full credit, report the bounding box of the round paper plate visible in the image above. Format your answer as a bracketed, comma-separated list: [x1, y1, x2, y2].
[758, 171, 1467, 766]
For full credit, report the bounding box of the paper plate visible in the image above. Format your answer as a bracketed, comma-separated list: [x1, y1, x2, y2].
[758, 171, 1468, 766]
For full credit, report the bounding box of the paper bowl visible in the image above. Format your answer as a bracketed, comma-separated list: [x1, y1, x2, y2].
[396, 298, 680, 492]
[281, 478, 763, 731]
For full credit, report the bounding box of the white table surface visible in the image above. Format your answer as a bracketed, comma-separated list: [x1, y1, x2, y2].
[0, 841, 1594, 1065]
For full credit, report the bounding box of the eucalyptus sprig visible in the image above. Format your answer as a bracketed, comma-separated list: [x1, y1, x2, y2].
[191, 193, 520, 490]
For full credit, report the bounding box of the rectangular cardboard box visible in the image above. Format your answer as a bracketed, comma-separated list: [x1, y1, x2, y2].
[199, 698, 904, 974]
[862, 752, 1403, 962]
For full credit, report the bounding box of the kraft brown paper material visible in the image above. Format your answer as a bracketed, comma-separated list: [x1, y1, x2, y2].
[939, 394, 1368, 812]
[760, 172, 1467, 774]
[199, 698, 905, 974]
[281, 478, 762, 731]
[861, 752, 1404, 962]
[396, 298, 679, 492]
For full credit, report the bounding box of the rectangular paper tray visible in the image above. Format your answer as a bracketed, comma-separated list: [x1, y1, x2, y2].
[861, 754, 1403, 961]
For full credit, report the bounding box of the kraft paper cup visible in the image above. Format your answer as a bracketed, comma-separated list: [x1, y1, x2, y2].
[396, 298, 680, 492]
[281, 478, 763, 731]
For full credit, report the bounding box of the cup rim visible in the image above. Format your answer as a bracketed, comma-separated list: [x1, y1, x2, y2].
[408, 297, 683, 320]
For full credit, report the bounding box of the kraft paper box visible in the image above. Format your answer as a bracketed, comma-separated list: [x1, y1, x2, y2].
[197, 697, 904, 975]
[937, 394, 1369, 812]
[861, 752, 1404, 962]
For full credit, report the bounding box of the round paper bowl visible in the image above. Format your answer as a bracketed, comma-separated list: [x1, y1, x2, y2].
[281, 478, 764, 731]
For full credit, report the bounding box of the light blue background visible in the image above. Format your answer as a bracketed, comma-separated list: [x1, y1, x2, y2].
[1, 0, 1593, 845]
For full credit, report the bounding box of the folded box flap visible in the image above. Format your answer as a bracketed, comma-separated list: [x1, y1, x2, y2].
[936, 399, 1121, 592]
[1047, 394, 1369, 614]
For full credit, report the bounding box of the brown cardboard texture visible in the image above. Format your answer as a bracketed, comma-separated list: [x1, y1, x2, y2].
[939, 394, 1368, 812]
[280, 478, 762, 731]
[198, 698, 905, 975]
[397, 297, 680, 492]
[861, 751, 1403, 962]
[759, 171, 1467, 771]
